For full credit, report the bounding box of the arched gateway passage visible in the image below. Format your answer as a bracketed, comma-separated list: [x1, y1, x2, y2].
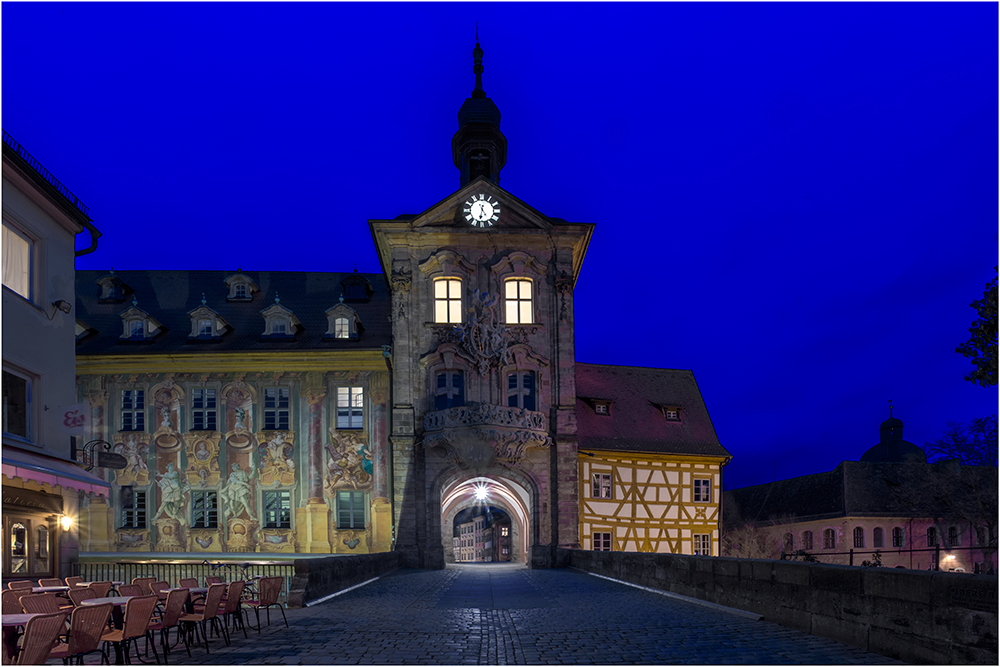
[440, 474, 534, 564]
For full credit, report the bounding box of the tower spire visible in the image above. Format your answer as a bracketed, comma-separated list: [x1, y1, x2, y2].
[453, 31, 507, 187]
[472, 25, 485, 99]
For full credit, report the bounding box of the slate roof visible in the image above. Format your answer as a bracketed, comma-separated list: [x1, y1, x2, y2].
[723, 460, 998, 528]
[574, 363, 730, 458]
[75, 270, 391, 355]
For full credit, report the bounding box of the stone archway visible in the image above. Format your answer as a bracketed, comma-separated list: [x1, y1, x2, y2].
[440, 473, 536, 564]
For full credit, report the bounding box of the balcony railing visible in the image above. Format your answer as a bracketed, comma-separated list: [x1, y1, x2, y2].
[2, 129, 90, 217]
[424, 402, 548, 433]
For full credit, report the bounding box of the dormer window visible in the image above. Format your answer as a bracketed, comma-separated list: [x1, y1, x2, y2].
[341, 274, 372, 303]
[324, 302, 362, 340]
[662, 406, 682, 422]
[260, 298, 300, 339]
[118, 301, 162, 343]
[187, 300, 228, 342]
[224, 272, 259, 302]
[97, 273, 128, 303]
[591, 401, 611, 416]
[198, 319, 212, 337]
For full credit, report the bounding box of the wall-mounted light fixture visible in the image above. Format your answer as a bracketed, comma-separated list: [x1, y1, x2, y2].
[60, 515, 72, 532]
[45, 299, 73, 320]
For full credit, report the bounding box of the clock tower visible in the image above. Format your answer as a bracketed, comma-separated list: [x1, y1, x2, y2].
[452, 36, 507, 187]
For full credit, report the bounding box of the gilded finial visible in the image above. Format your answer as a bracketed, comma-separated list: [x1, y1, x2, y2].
[275, 292, 280, 304]
[201, 293, 207, 306]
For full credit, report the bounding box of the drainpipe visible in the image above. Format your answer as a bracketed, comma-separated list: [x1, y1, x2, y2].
[75, 219, 102, 257]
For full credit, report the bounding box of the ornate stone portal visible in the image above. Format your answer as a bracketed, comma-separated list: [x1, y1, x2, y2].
[423, 403, 551, 470]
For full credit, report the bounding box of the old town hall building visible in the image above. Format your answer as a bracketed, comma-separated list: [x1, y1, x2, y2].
[71, 41, 731, 569]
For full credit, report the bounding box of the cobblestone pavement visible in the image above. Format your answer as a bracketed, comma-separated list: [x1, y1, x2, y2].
[56, 564, 905, 665]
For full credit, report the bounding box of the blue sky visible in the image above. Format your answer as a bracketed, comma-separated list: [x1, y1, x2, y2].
[3, 2, 996, 490]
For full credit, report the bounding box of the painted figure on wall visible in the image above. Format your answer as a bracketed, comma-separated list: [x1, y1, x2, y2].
[222, 463, 255, 518]
[114, 433, 150, 486]
[153, 462, 188, 525]
[259, 433, 295, 486]
[324, 433, 371, 494]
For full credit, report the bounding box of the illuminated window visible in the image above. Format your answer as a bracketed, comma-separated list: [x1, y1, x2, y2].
[191, 491, 218, 529]
[593, 532, 612, 551]
[120, 487, 147, 529]
[121, 390, 145, 431]
[433, 278, 462, 324]
[264, 388, 289, 430]
[501, 526, 509, 537]
[694, 534, 711, 556]
[263, 491, 291, 529]
[663, 407, 681, 421]
[873, 527, 884, 548]
[191, 388, 217, 430]
[198, 319, 213, 337]
[592, 473, 613, 499]
[693, 478, 711, 502]
[337, 387, 364, 429]
[594, 403, 609, 415]
[801, 531, 814, 550]
[504, 278, 533, 324]
[337, 490, 365, 529]
[823, 529, 836, 549]
[335, 317, 350, 339]
[435, 372, 465, 410]
[2, 369, 31, 440]
[507, 372, 535, 411]
[2, 222, 31, 300]
[892, 527, 905, 548]
[853, 527, 865, 548]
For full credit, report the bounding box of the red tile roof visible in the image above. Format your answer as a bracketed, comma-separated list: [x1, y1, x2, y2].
[575, 363, 730, 458]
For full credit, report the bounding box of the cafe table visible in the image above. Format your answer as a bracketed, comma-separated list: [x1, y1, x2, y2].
[80, 597, 133, 665]
[30, 586, 69, 593]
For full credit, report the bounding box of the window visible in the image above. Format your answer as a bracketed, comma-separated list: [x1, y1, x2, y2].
[129, 320, 145, 340]
[433, 278, 462, 324]
[273, 321, 286, 335]
[434, 372, 465, 410]
[346, 283, 367, 301]
[892, 527, 905, 548]
[197, 319, 213, 337]
[337, 490, 366, 529]
[592, 473, 613, 499]
[337, 387, 364, 429]
[853, 527, 865, 548]
[873, 527, 884, 548]
[976, 526, 986, 546]
[191, 388, 217, 431]
[335, 317, 350, 339]
[694, 534, 711, 556]
[504, 279, 533, 324]
[264, 388, 289, 430]
[501, 526, 509, 537]
[593, 532, 612, 551]
[2, 369, 31, 440]
[262, 491, 291, 529]
[663, 407, 681, 421]
[191, 491, 218, 529]
[121, 390, 145, 431]
[693, 478, 711, 503]
[2, 222, 31, 300]
[506, 372, 536, 411]
[948, 526, 960, 547]
[782, 533, 794, 552]
[926, 527, 938, 547]
[801, 530, 814, 551]
[234, 284, 248, 299]
[594, 403, 609, 415]
[120, 487, 147, 529]
[823, 529, 836, 549]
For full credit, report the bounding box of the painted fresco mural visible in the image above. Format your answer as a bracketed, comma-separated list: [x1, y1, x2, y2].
[76, 370, 392, 555]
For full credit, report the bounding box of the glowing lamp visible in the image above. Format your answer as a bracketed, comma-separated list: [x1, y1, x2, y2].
[60, 516, 72, 532]
[474, 485, 488, 501]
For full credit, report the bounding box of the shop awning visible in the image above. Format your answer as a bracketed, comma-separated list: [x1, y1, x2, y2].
[2, 447, 110, 497]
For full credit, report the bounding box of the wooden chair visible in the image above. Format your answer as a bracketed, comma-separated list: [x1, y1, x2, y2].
[131, 578, 156, 596]
[12, 611, 66, 665]
[48, 602, 113, 665]
[242, 576, 287, 631]
[37, 578, 63, 588]
[69, 588, 98, 607]
[150, 581, 170, 601]
[116, 584, 143, 597]
[2, 590, 26, 614]
[64, 576, 85, 589]
[204, 576, 224, 586]
[100, 595, 160, 665]
[18, 593, 64, 614]
[88, 581, 113, 598]
[177, 584, 225, 654]
[6, 581, 33, 591]
[145, 588, 190, 663]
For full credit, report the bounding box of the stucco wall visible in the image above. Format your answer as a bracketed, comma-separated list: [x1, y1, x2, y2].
[558, 548, 998, 665]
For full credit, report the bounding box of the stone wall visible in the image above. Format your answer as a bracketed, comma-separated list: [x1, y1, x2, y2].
[286, 552, 402, 607]
[558, 548, 998, 665]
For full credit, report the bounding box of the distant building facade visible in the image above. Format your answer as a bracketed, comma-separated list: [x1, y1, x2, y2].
[2, 131, 107, 580]
[723, 414, 997, 573]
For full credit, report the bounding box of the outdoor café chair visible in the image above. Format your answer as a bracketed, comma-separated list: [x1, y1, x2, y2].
[6, 582, 32, 591]
[145, 588, 189, 663]
[100, 594, 160, 666]
[176, 579, 198, 589]
[88, 582, 113, 598]
[149, 582, 169, 602]
[11, 611, 66, 665]
[18, 594, 67, 615]
[216, 581, 246, 642]
[1, 590, 26, 614]
[242, 576, 287, 631]
[37, 579, 64, 588]
[204, 576, 224, 586]
[64, 577, 85, 590]
[48, 602, 113, 665]
[131, 579, 156, 596]
[177, 584, 225, 654]
[116, 585, 143, 598]
[68, 588, 98, 607]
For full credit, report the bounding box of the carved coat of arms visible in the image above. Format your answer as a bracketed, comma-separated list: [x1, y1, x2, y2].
[452, 290, 516, 375]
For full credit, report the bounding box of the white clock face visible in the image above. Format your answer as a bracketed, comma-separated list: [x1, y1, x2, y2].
[463, 194, 501, 227]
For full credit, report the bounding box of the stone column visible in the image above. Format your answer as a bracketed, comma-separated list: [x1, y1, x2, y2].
[299, 387, 331, 553]
[369, 375, 392, 552]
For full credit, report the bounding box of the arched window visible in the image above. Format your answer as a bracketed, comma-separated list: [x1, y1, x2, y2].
[782, 533, 794, 552]
[435, 372, 465, 410]
[892, 527, 905, 548]
[822, 529, 836, 549]
[948, 526, 960, 547]
[801, 530, 814, 551]
[434, 278, 462, 324]
[853, 527, 865, 548]
[873, 527, 884, 548]
[507, 371, 536, 411]
[504, 278, 533, 324]
[926, 527, 938, 547]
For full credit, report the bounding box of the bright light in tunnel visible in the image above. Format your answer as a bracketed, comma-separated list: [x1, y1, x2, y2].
[474, 484, 489, 501]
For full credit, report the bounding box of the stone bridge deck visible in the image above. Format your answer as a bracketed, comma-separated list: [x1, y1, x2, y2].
[81, 564, 905, 665]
